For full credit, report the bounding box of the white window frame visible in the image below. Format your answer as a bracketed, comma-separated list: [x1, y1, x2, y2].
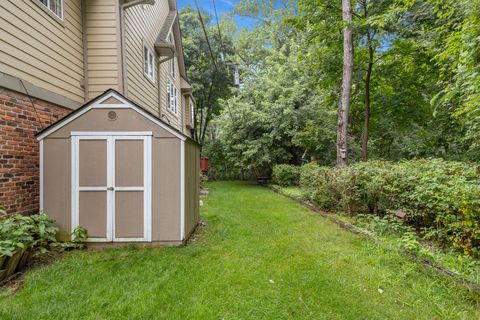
[168, 32, 176, 78]
[167, 79, 179, 115]
[189, 100, 194, 127]
[169, 57, 176, 78]
[143, 43, 156, 82]
[35, 0, 64, 21]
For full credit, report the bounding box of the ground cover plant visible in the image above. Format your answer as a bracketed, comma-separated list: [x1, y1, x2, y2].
[0, 182, 478, 319]
[0, 213, 58, 258]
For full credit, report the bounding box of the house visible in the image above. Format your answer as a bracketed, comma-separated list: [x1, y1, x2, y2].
[0, 0, 200, 244]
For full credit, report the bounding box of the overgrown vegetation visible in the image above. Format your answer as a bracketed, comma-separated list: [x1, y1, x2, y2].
[273, 159, 480, 258]
[352, 214, 479, 284]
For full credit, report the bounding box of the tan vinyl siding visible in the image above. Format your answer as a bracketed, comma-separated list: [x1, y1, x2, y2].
[124, 0, 183, 132]
[84, 0, 121, 99]
[0, 0, 85, 104]
[184, 140, 200, 237]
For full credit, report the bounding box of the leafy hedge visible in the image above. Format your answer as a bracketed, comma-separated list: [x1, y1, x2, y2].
[272, 164, 300, 187]
[296, 159, 480, 257]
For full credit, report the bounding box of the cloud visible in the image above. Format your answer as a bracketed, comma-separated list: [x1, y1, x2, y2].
[218, 0, 235, 8]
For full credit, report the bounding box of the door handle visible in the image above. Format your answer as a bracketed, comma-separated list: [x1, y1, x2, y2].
[107, 187, 114, 191]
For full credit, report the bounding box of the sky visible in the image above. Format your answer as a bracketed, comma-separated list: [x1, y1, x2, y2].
[177, 0, 254, 28]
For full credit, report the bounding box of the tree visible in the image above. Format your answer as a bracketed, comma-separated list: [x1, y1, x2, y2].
[194, 0, 480, 178]
[356, 0, 398, 161]
[179, 6, 234, 145]
[337, 0, 354, 167]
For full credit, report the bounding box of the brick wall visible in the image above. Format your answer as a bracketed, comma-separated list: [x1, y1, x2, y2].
[0, 87, 72, 215]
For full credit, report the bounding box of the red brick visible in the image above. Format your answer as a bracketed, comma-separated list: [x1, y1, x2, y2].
[0, 88, 71, 215]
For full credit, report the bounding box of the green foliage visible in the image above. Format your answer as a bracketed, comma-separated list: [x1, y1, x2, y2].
[205, 0, 480, 171]
[201, 139, 250, 180]
[200, 172, 209, 189]
[272, 164, 300, 187]
[71, 226, 88, 243]
[355, 213, 418, 240]
[0, 213, 58, 256]
[352, 212, 479, 281]
[297, 159, 480, 256]
[179, 6, 235, 144]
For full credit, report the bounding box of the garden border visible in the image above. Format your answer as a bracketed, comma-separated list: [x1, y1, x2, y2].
[268, 185, 480, 295]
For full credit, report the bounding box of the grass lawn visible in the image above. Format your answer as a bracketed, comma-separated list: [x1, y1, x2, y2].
[0, 182, 478, 319]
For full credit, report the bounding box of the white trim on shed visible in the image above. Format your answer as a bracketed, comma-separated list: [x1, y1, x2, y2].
[36, 90, 186, 141]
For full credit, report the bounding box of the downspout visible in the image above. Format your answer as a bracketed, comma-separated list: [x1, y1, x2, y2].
[119, 0, 155, 96]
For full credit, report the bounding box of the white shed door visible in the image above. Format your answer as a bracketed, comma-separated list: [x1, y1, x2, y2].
[72, 134, 152, 242]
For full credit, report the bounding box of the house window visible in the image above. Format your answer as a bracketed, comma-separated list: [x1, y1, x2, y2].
[168, 33, 176, 78]
[189, 100, 194, 126]
[167, 79, 178, 115]
[38, 0, 64, 19]
[143, 44, 155, 81]
[169, 58, 176, 78]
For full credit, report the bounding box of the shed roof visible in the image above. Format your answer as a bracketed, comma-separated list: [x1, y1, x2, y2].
[36, 89, 197, 144]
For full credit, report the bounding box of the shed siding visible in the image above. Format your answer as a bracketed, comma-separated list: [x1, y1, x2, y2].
[49, 108, 177, 139]
[152, 138, 181, 241]
[184, 139, 200, 237]
[43, 138, 71, 235]
[85, 0, 122, 99]
[124, 1, 183, 131]
[42, 105, 184, 243]
[0, 0, 85, 103]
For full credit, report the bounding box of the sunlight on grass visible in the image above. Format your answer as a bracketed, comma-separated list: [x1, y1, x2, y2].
[0, 182, 478, 319]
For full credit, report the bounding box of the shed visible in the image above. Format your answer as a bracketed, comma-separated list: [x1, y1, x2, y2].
[36, 90, 200, 245]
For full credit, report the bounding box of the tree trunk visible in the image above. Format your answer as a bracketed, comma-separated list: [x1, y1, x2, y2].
[362, 34, 374, 161]
[337, 0, 354, 168]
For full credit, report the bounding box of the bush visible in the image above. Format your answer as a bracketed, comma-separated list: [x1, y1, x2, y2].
[299, 163, 335, 208]
[272, 164, 300, 187]
[0, 213, 58, 256]
[298, 159, 480, 256]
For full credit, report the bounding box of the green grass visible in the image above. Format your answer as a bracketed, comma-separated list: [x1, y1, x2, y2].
[0, 182, 479, 319]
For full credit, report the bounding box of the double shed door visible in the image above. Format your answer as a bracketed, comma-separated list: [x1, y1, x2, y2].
[72, 134, 152, 242]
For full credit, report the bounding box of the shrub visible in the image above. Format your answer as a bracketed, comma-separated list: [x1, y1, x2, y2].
[0, 213, 58, 256]
[299, 163, 336, 209]
[272, 164, 300, 187]
[298, 159, 480, 256]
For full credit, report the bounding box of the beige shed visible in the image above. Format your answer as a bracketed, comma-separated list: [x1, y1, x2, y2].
[36, 90, 200, 245]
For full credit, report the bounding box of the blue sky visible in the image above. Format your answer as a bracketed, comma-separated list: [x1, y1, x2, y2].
[177, 0, 254, 28]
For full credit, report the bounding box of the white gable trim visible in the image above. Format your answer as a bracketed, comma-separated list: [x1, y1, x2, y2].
[36, 91, 186, 141]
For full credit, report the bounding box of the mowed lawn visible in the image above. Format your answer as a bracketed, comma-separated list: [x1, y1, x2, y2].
[0, 182, 479, 319]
